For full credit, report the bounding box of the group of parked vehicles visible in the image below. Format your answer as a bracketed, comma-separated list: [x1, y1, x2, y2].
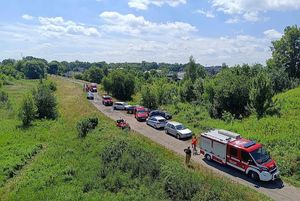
[86, 84, 280, 182]
[99, 95, 193, 139]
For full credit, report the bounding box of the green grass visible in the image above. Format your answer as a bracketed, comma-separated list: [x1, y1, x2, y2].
[163, 87, 300, 186]
[0, 78, 269, 201]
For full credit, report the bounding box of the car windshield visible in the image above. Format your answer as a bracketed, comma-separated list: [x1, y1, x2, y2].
[137, 110, 146, 113]
[158, 119, 166, 122]
[175, 124, 185, 130]
[250, 147, 271, 164]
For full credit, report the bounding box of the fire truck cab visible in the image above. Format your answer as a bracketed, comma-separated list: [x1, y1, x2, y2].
[200, 129, 279, 181]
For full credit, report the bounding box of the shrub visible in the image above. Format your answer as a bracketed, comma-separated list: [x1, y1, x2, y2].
[45, 80, 57, 92]
[33, 84, 58, 119]
[18, 94, 37, 126]
[0, 90, 9, 103]
[76, 117, 98, 138]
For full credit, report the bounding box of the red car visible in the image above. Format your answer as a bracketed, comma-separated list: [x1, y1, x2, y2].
[102, 95, 113, 106]
[134, 106, 149, 121]
[116, 119, 130, 130]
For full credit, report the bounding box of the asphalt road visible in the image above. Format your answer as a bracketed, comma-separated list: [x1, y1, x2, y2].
[62, 77, 300, 201]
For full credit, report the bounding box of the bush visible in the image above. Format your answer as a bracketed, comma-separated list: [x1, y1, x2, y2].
[18, 94, 37, 126]
[77, 117, 98, 138]
[33, 84, 58, 119]
[0, 90, 9, 104]
[45, 80, 57, 92]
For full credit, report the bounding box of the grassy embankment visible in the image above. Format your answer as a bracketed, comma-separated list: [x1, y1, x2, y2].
[0, 77, 269, 200]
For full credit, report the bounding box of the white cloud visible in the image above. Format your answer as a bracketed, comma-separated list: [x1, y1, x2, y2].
[22, 14, 34, 20]
[195, 9, 215, 18]
[264, 29, 282, 40]
[225, 17, 240, 24]
[99, 11, 196, 36]
[128, 0, 186, 10]
[38, 17, 100, 37]
[211, 0, 300, 22]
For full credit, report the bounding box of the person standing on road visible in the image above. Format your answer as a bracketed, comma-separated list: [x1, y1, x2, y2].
[184, 146, 192, 165]
[191, 136, 198, 155]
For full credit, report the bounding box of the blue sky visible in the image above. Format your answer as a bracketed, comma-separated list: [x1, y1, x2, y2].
[0, 0, 300, 65]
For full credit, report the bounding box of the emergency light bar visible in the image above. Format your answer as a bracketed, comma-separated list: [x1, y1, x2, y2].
[243, 141, 256, 148]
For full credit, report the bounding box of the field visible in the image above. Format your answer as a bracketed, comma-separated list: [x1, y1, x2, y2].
[162, 87, 300, 186]
[0, 77, 269, 201]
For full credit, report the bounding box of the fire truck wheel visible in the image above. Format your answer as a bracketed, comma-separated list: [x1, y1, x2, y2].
[205, 154, 212, 161]
[249, 171, 259, 181]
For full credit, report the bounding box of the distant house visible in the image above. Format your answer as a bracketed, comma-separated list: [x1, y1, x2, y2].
[167, 71, 184, 81]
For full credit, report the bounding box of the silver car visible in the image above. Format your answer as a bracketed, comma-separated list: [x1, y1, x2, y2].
[113, 102, 127, 110]
[87, 91, 94, 100]
[165, 121, 192, 139]
[146, 116, 167, 129]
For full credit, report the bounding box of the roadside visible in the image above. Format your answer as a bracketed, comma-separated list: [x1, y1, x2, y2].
[62, 76, 300, 201]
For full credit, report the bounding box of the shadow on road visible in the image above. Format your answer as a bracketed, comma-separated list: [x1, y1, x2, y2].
[202, 159, 284, 190]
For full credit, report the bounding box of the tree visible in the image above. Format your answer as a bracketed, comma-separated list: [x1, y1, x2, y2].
[141, 85, 158, 109]
[48, 61, 61, 75]
[180, 79, 196, 102]
[83, 66, 104, 84]
[204, 68, 251, 118]
[103, 70, 135, 100]
[193, 78, 204, 101]
[270, 25, 300, 78]
[19, 94, 36, 126]
[21, 60, 46, 79]
[250, 71, 274, 119]
[184, 56, 197, 81]
[33, 84, 58, 119]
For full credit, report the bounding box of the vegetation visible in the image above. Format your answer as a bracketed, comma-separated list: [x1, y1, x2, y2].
[18, 94, 36, 127]
[0, 78, 268, 201]
[76, 116, 99, 138]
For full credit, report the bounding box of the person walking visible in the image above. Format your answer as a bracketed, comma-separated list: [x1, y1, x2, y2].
[191, 136, 198, 155]
[184, 146, 192, 165]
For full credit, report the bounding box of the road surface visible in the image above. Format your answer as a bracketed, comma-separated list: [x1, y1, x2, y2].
[63, 77, 300, 201]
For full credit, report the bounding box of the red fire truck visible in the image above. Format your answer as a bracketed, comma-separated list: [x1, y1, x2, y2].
[200, 129, 279, 181]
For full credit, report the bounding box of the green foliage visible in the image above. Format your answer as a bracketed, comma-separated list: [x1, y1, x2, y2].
[33, 84, 58, 119]
[103, 70, 135, 100]
[73, 73, 83, 80]
[20, 60, 47, 79]
[18, 94, 37, 126]
[270, 25, 300, 78]
[180, 79, 196, 102]
[83, 66, 104, 84]
[47, 61, 62, 75]
[140, 85, 158, 109]
[76, 117, 98, 138]
[44, 80, 57, 92]
[184, 56, 206, 81]
[250, 71, 275, 118]
[204, 67, 251, 118]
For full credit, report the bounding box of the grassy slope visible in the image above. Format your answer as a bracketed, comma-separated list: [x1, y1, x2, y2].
[0, 78, 268, 201]
[164, 87, 300, 186]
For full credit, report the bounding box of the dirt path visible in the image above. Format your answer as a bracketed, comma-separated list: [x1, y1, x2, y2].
[63, 77, 300, 201]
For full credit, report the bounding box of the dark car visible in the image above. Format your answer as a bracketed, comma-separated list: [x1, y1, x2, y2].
[149, 110, 172, 120]
[126, 105, 136, 114]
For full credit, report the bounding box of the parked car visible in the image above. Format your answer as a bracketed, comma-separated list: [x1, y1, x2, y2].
[125, 105, 136, 114]
[149, 110, 172, 120]
[146, 116, 167, 129]
[87, 91, 94, 100]
[113, 102, 127, 110]
[102, 95, 113, 106]
[165, 121, 192, 139]
[134, 106, 148, 121]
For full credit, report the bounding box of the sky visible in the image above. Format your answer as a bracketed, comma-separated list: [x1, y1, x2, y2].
[0, 0, 300, 66]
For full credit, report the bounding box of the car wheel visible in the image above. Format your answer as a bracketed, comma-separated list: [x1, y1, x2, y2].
[165, 129, 168, 134]
[249, 171, 259, 181]
[205, 154, 212, 161]
[176, 134, 180, 139]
